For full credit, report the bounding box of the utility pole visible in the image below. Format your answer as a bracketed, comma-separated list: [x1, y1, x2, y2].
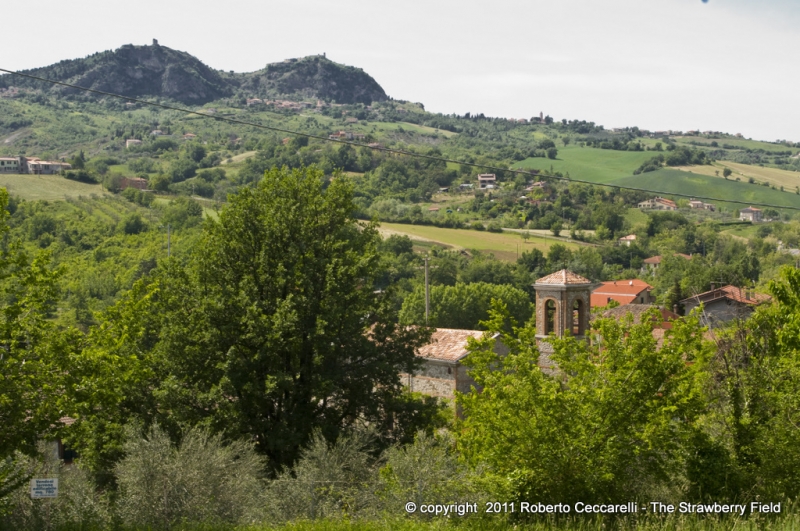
[424, 255, 430, 324]
[167, 224, 171, 257]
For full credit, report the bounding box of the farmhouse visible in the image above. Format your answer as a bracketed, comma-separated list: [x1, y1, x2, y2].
[27, 159, 71, 174]
[739, 206, 762, 222]
[681, 285, 771, 328]
[618, 234, 637, 246]
[638, 197, 677, 211]
[0, 157, 21, 173]
[689, 200, 715, 211]
[642, 253, 691, 273]
[120, 177, 148, 191]
[478, 174, 497, 189]
[403, 328, 509, 402]
[591, 279, 654, 308]
[126, 139, 143, 148]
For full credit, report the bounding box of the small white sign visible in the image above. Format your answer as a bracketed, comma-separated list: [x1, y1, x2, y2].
[30, 478, 58, 498]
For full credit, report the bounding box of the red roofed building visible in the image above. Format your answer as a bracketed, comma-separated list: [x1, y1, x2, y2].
[591, 279, 654, 308]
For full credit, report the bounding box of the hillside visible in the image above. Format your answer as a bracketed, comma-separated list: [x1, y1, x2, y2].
[233, 55, 388, 104]
[0, 42, 388, 105]
[610, 169, 800, 210]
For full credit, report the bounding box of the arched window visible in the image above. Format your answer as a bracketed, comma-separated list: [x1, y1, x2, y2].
[573, 298, 584, 336]
[545, 299, 556, 335]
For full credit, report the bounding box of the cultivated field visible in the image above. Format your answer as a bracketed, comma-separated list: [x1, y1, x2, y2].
[0, 173, 109, 201]
[674, 162, 800, 190]
[609, 169, 800, 211]
[673, 136, 794, 153]
[513, 146, 656, 183]
[378, 222, 581, 261]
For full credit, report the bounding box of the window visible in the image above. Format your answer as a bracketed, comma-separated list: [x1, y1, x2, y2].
[545, 299, 556, 335]
[573, 298, 584, 336]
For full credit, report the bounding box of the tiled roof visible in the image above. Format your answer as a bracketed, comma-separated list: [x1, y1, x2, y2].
[417, 328, 485, 362]
[681, 285, 771, 306]
[535, 269, 592, 286]
[644, 255, 662, 264]
[619, 234, 637, 241]
[591, 280, 653, 307]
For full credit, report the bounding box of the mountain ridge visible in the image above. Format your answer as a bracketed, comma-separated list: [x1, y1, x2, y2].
[0, 41, 389, 105]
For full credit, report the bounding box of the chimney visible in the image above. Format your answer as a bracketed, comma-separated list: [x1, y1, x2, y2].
[710, 282, 716, 291]
[629, 280, 633, 286]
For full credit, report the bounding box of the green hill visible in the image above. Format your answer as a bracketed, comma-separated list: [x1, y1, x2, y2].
[609, 169, 800, 211]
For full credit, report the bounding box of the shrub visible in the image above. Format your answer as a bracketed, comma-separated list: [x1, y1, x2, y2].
[486, 221, 503, 233]
[262, 430, 377, 523]
[0, 444, 111, 530]
[115, 424, 265, 529]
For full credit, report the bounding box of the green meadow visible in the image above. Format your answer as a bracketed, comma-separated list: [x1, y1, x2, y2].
[513, 146, 656, 183]
[378, 222, 582, 261]
[608, 169, 800, 212]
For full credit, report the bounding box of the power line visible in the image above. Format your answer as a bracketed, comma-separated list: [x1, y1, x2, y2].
[2, 67, 799, 212]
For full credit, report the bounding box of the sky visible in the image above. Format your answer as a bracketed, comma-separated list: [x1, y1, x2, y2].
[2, 0, 797, 142]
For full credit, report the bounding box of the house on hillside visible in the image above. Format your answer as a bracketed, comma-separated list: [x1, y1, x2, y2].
[689, 200, 715, 211]
[182, 133, 197, 140]
[27, 159, 71, 174]
[638, 197, 678, 211]
[478, 174, 496, 189]
[403, 328, 508, 403]
[681, 285, 770, 328]
[591, 279, 654, 308]
[0, 157, 21, 174]
[642, 253, 691, 273]
[739, 207, 762, 222]
[120, 177, 148, 191]
[126, 139, 143, 149]
[618, 234, 637, 246]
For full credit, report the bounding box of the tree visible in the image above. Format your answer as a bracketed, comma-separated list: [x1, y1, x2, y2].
[546, 147, 558, 160]
[78, 166, 434, 474]
[723, 168, 732, 179]
[0, 188, 80, 481]
[550, 219, 563, 237]
[398, 282, 533, 329]
[457, 303, 708, 504]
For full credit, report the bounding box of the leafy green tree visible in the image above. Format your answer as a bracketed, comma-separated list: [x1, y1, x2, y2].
[72, 167, 435, 475]
[399, 282, 532, 329]
[0, 188, 80, 479]
[723, 167, 732, 179]
[457, 303, 708, 504]
[546, 147, 558, 160]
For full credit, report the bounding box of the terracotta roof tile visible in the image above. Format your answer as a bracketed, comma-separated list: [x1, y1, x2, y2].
[417, 328, 484, 362]
[535, 269, 592, 286]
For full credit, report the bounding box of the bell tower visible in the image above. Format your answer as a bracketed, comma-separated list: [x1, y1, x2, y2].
[533, 269, 592, 372]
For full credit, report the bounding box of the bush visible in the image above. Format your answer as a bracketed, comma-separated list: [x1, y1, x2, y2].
[120, 213, 146, 235]
[0, 444, 111, 530]
[471, 221, 486, 231]
[115, 424, 265, 529]
[486, 221, 503, 233]
[63, 169, 98, 184]
[263, 430, 377, 523]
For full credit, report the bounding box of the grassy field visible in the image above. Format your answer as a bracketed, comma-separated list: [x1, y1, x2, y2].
[0, 173, 109, 201]
[674, 162, 800, 190]
[608, 169, 800, 212]
[378, 222, 581, 261]
[673, 136, 794, 153]
[513, 146, 656, 183]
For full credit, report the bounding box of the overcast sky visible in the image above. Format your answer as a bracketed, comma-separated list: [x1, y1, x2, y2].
[2, 0, 797, 141]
